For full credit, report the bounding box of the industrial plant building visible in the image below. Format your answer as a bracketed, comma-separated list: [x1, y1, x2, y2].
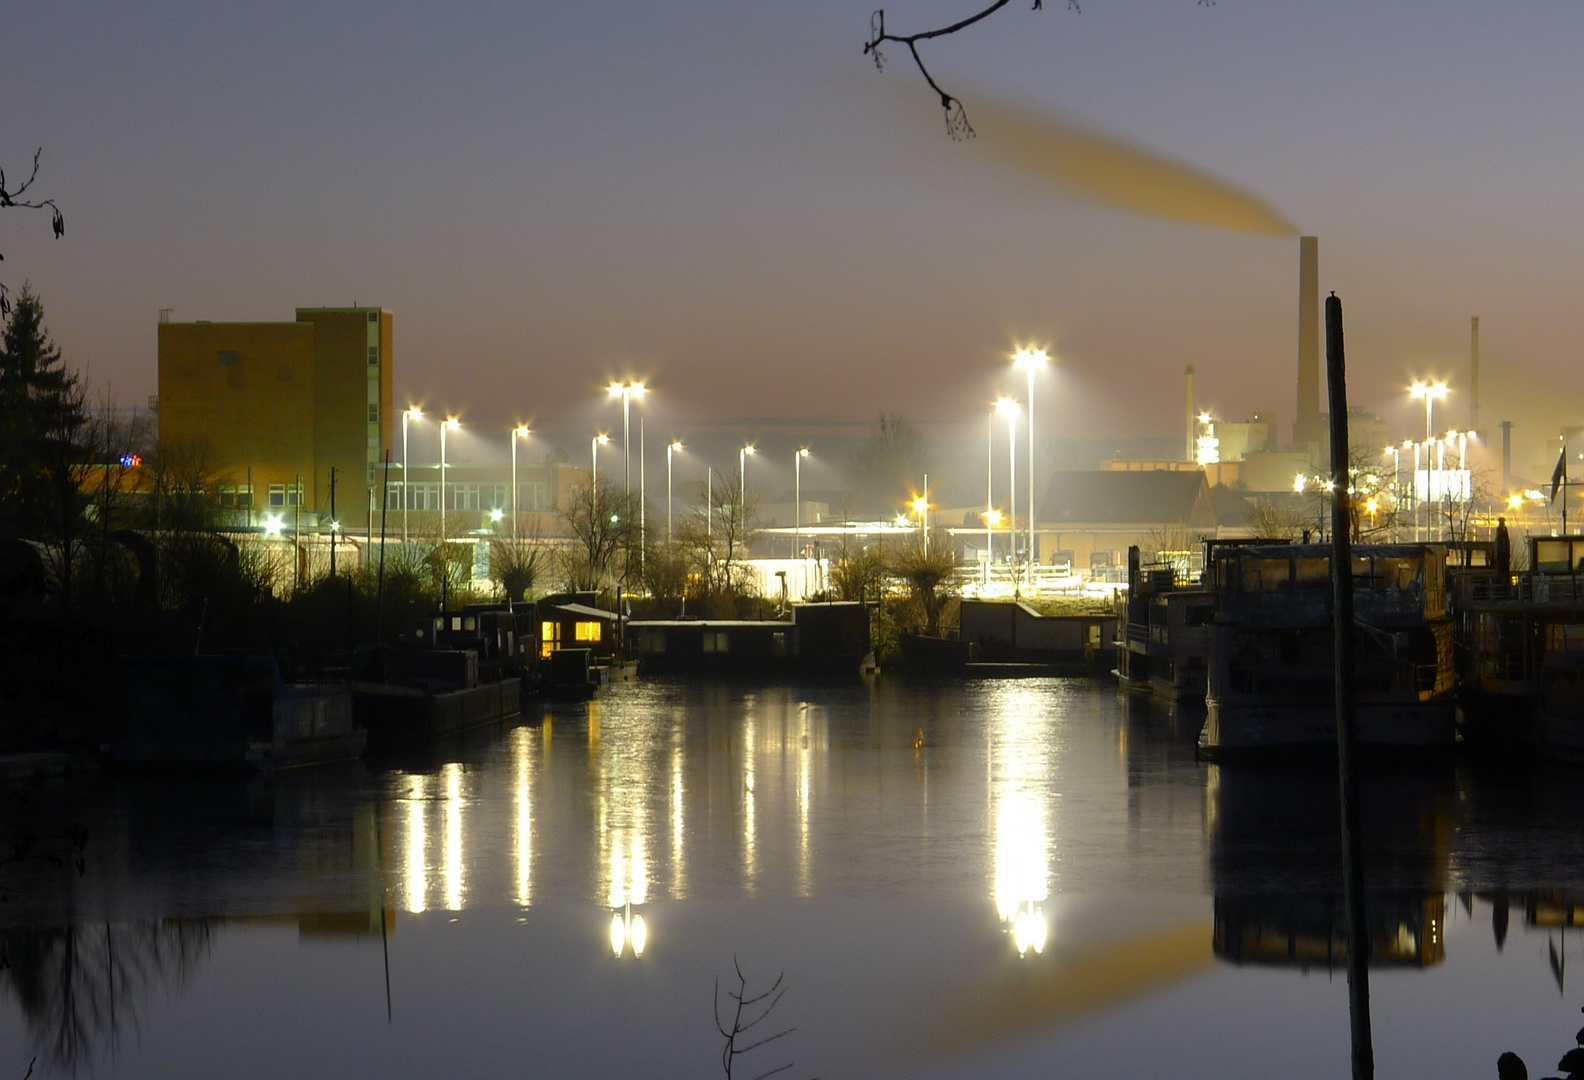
[156, 307, 393, 528]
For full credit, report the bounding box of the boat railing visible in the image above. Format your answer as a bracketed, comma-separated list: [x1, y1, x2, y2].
[1463, 575, 1584, 606]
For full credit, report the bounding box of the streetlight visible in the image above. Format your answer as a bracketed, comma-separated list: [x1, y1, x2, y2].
[511, 425, 530, 543]
[402, 406, 422, 544]
[982, 510, 1003, 587]
[666, 440, 683, 545]
[986, 408, 996, 583]
[739, 444, 755, 512]
[607, 381, 646, 494]
[1409, 381, 1449, 444]
[592, 433, 610, 483]
[1013, 347, 1048, 587]
[439, 417, 459, 544]
[794, 447, 810, 560]
[912, 482, 929, 554]
[996, 398, 1020, 593]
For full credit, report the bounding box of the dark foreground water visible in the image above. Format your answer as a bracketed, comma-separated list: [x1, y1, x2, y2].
[4, 678, 1584, 1078]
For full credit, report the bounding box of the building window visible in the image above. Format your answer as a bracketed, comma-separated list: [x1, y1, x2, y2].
[517, 482, 549, 511]
[368, 403, 379, 422]
[639, 630, 666, 653]
[703, 631, 730, 654]
[367, 346, 379, 365]
[218, 484, 253, 509]
[574, 621, 602, 643]
[268, 484, 286, 507]
[540, 620, 560, 659]
[368, 312, 379, 323]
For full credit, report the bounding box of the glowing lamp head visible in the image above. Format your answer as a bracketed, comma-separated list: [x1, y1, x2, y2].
[444, 417, 460, 431]
[669, 440, 683, 452]
[1012, 346, 1049, 371]
[1198, 412, 1212, 424]
[1365, 498, 1379, 514]
[797, 447, 810, 458]
[405, 406, 423, 421]
[596, 434, 610, 446]
[489, 508, 504, 523]
[995, 397, 1019, 417]
[1508, 494, 1524, 509]
[263, 514, 284, 538]
[742, 445, 756, 456]
[1294, 473, 1307, 493]
[984, 509, 1003, 526]
[630, 382, 646, 399]
[329, 520, 340, 532]
[513, 425, 530, 438]
[894, 514, 909, 528]
[607, 382, 624, 397]
[911, 496, 927, 514]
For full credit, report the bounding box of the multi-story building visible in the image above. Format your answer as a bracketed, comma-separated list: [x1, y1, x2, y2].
[157, 307, 393, 527]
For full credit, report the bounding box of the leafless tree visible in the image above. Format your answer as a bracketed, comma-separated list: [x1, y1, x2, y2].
[714, 958, 814, 1080]
[864, 2, 1213, 138]
[0, 149, 65, 317]
[890, 535, 961, 634]
[676, 470, 760, 600]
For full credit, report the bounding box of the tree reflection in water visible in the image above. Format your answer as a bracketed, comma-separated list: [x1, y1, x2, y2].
[1, 920, 213, 1073]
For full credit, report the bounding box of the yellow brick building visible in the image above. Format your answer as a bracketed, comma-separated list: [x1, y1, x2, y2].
[157, 307, 394, 528]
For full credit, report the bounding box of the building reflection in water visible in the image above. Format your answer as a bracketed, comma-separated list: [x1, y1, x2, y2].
[986, 683, 1053, 955]
[1207, 763, 1454, 970]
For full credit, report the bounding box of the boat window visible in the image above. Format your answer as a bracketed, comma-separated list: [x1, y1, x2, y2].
[1294, 557, 1330, 589]
[541, 620, 560, 659]
[703, 631, 730, 654]
[1240, 558, 1291, 592]
[574, 621, 602, 643]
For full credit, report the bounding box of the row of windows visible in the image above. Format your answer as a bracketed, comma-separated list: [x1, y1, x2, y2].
[384, 482, 550, 512]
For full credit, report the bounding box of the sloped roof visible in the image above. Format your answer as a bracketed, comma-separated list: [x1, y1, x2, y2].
[1207, 483, 1255, 528]
[1039, 471, 1215, 527]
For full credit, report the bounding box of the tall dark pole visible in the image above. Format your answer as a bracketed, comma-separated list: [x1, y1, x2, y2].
[329, 465, 338, 578]
[1326, 293, 1374, 1080]
[376, 450, 391, 645]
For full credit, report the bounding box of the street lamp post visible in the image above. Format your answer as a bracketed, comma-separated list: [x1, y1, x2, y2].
[639, 417, 646, 573]
[439, 417, 459, 545]
[996, 398, 1020, 594]
[986, 410, 995, 587]
[1412, 441, 1423, 542]
[1013, 348, 1048, 590]
[739, 444, 755, 516]
[794, 447, 810, 560]
[402, 406, 422, 544]
[592, 433, 609, 483]
[667, 441, 683, 545]
[607, 381, 646, 495]
[1409, 381, 1448, 444]
[511, 425, 529, 543]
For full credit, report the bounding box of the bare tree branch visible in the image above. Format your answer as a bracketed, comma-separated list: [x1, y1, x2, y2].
[0, 148, 66, 316]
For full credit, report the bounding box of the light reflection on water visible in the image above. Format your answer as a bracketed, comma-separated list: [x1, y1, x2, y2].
[6, 679, 1584, 1078]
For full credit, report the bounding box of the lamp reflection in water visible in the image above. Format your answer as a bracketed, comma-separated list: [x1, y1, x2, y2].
[512, 726, 534, 908]
[404, 773, 427, 914]
[988, 684, 1053, 956]
[609, 900, 648, 958]
[443, 762, 465, 911]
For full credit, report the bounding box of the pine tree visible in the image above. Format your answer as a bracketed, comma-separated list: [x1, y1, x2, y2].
[0, 286, 89, 601]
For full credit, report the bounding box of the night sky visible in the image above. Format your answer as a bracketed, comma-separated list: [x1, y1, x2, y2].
[5, 1, 1583, 475]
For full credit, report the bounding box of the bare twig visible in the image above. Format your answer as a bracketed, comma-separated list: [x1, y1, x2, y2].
[715, 957, 816, 1080]
[0, 148, 66, 316]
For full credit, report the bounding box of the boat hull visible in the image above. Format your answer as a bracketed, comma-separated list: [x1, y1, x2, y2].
[1200, 697, 1456, 761]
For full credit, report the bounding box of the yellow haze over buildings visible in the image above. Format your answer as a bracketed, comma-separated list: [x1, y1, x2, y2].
[157, 308, 394, 527]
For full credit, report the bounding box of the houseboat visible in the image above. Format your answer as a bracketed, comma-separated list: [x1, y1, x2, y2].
[1537, 624, 1584, 763]
[1198, 543, 1456, 760]
[1454, 535, 1584, 747]
[950, 598, 1114, 677]
[629, 601, 870, 678]
[118, 655, 364, 770]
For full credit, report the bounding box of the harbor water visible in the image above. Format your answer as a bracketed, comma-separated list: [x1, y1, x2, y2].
[3, 678, 1583, 1078]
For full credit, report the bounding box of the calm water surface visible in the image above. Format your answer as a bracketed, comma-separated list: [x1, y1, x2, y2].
[4, 678, 1584, 1078]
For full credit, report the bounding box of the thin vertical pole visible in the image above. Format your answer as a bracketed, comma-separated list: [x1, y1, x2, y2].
[1008, 411, 1018, 598]
[707, 466, 713, 544]
[1326, 292, 1375, 1080]
[402, 414, 409, 545]
[794, 452, 801, 561]
[1027, 368, 1036, 587]
[986, 412, 994, 587]
[329, 465, 338, 578]
[640, 418, 646, 574]
[511, 431, 518, 543]
[922, 472, 929, 554]
[623, 392, 632, 495]
[667, 445, 674, 546]
[377, 449, 391, 644]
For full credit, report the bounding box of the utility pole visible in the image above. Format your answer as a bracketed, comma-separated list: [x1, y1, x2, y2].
[329, 466, 338, 578]
[1326, 293, 1375, 1080]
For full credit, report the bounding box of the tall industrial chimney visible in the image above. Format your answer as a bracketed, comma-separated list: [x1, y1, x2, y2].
[1295, 236, 1320, 450]
[1185, 364, 1196, 462]
[1470, 316, 1480, 434]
